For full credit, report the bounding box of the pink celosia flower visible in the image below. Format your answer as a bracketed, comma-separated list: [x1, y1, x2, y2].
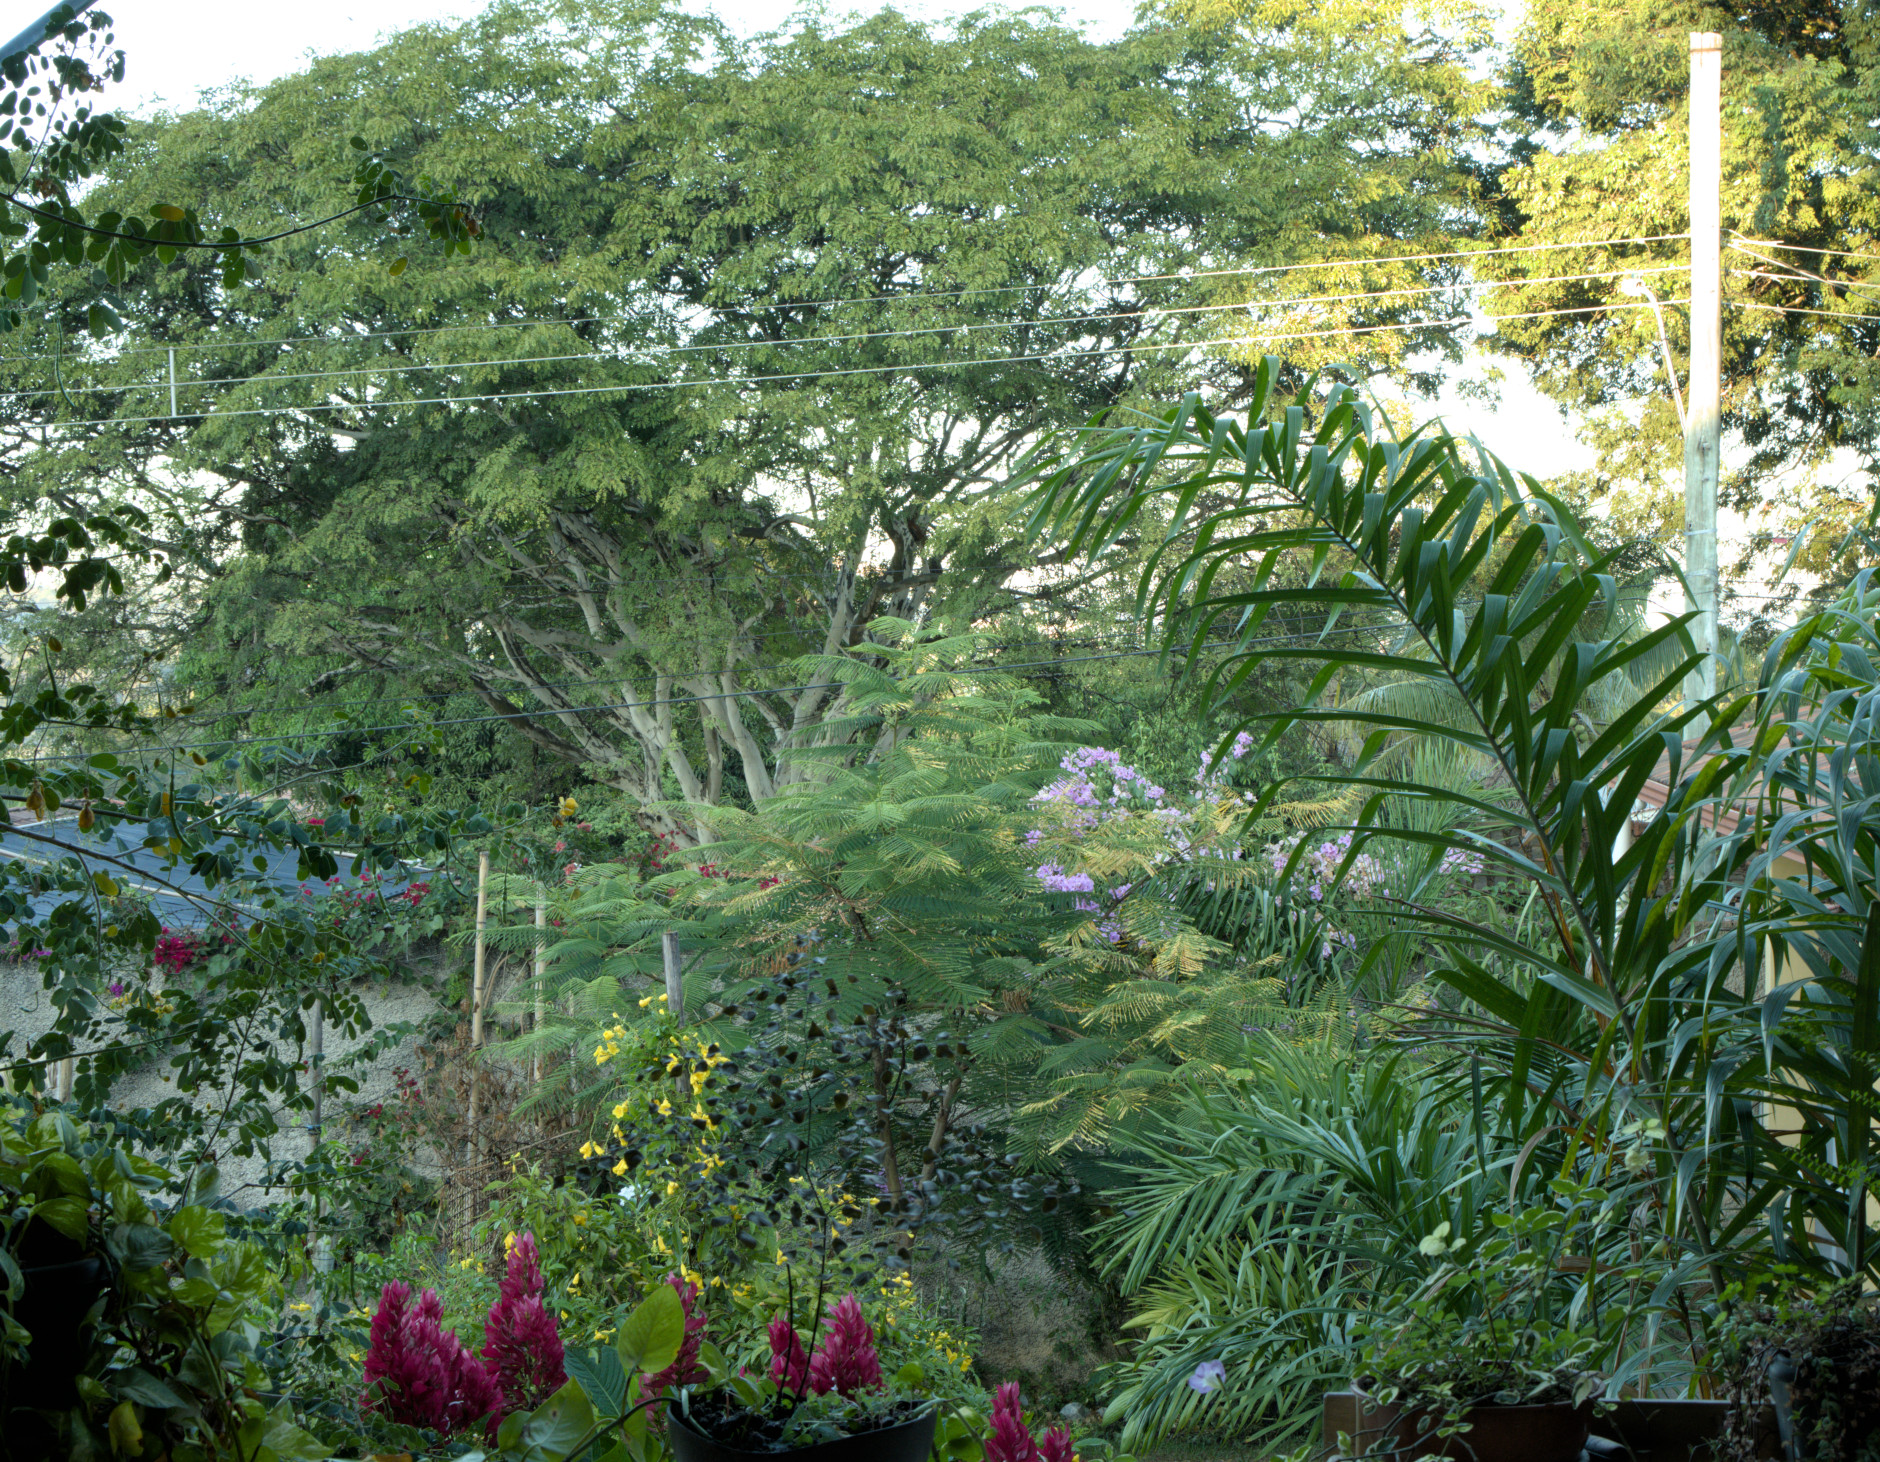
[362, 1281, 502, 1436]
[1040, 1426, 1076, 1462]
[806, 1294, 883, 1398]
[768, 1314, 811, 1393]
[481, 1232, 566, 1415]
[642, 1273, 709, 1395]
[984, 1381, 1039, 1462]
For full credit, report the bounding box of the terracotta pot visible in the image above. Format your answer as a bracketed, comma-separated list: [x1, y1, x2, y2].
[667, 1405, 937, 1462]
[1351, 1388, 1593, 1462]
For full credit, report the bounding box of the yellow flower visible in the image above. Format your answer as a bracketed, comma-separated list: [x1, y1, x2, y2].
[612, 1102, 630, 1120]
[639, 995, 657, 1008]
[613, 1159, 629, 1176]
[573, 1211, 588, 1226]
[665, 1180, 680, 1197]
[580, 1140, 598, 1159]
[289, 1301, 312, 1312]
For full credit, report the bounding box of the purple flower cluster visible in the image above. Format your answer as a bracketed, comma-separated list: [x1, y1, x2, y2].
[1268, 831, 1389, 903]
[1196, 731, 1257, 790]
[1034, 746, 1168, 824]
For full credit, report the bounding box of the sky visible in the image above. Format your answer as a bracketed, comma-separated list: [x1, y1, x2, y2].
[41, 0, 1597, 472]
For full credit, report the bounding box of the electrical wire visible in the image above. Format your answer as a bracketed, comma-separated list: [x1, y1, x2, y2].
[1119, 234, 1691, 285]
[0, 265, 1698, 405]
[1730, 234, 1880, 268]
[23, 300, 1690, 433]
[0, 233, 1697, 368]
[1733, 301, 1880, 325]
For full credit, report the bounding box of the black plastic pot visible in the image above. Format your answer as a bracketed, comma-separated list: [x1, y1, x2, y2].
[4, 1255, 109, 1402]
[668, 1406, 937, 1462]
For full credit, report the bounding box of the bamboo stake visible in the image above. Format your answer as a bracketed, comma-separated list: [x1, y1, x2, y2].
[533, 890, 547, 1083]
[467, 850, 488, 1163]
[663, 930, 689, 1104]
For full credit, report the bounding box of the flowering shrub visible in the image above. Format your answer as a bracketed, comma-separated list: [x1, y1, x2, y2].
[983, 1381, 1076, 1462]
[768, 1292, 883, 1397]
[361, 1229, 567, 1436]
[361, 1281, 503, 1436]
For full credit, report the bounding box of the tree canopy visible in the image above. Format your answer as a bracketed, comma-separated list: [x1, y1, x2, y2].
[3, 0, 1489, 835]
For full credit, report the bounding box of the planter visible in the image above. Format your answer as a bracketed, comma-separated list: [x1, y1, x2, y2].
[667, 1405, 937, 1462]
[1349, 1388, 1591, 1462]
[3, 1255, 108, 1402]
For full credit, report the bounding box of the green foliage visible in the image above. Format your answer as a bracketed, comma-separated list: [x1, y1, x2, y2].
[0, 5, 471, 330]
[1028, 358, 1880, 1435]
[0, 1103, 328, 1461]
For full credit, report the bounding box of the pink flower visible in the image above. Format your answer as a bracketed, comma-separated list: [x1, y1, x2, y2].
[806, 1293, 883, 1398]
[480, 1232, 566, 1415]
[362, 1282, 502, 1436]
[642, 1273, 709, 1395]
[1040, 1428, 1076, 1462]
[553, 840, 567, 852]
[984, 1381, 1039, 1462]
[768, 1314, 811, 1392]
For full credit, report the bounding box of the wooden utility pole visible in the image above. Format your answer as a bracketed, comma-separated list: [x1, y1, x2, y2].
[1685, 30, 1723, 715]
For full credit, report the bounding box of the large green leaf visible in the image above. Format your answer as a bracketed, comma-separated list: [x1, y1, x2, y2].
[615, 1284, 684, 1378]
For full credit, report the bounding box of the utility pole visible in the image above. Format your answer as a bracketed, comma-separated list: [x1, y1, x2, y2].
[1684, 31, 1723, 716]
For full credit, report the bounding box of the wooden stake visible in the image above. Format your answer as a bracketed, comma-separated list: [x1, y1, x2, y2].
[308, 1003, 325, 1162]
[662, 930, 684, 1021]
[533, 890, 547, 1084]
[662, 930, 689, 1104]
[467, 849, 488, 1164]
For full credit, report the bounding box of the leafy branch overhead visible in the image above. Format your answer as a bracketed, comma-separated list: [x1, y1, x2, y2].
[0, 5, 476, 329]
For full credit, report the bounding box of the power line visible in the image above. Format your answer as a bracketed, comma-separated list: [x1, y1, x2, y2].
[1119, 233, 1692, 285]
[0, 232, 1698, 369]
[25, 301, 1689, 433]
[1732, 301, 1880, 325]
[1, 265, 1697, 405]
[1729, 233, 1880, 268]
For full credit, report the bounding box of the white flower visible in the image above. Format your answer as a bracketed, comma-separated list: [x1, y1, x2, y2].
[1418, 1221, 1454, 1258]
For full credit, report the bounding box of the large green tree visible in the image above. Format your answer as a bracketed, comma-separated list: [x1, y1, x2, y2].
[1481, 0, 1880, 598]
[8, 0, 1486, 834]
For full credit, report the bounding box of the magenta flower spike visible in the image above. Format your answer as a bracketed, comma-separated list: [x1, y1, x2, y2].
[806, 1293, 884, 1397]
[480, 1232, 567, 1416]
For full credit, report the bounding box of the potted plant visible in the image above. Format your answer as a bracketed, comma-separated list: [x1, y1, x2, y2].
[1717, 1277, 1880, 1462]
[1346, 1186, 1630, 1462]
[665, 1291, 938, 1460]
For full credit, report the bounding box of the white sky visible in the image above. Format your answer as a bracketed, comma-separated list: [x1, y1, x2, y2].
[31, 0, 1609, 484]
